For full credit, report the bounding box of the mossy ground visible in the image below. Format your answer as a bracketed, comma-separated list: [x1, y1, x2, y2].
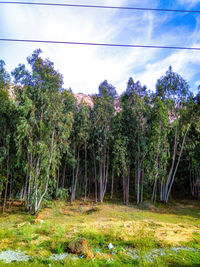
[0, 199, 200, 266]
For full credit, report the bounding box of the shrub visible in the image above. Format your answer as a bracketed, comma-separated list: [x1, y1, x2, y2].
[56, 188, 69, 201]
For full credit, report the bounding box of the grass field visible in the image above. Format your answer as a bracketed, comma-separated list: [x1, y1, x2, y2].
[0, 199, 200, 266]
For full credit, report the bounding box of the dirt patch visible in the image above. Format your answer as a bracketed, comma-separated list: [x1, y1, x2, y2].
[35, 208, 51, 219]
[84, 207, 100, 215]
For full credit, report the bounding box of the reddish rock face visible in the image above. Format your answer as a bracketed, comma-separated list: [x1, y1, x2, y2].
[73, 93, 121, 114]
[73, 94, 94, 109]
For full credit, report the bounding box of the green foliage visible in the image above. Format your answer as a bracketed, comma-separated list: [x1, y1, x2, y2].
[0, 60, 10, 89]
[56, 188, 69, 201]
[98, 80, 117, 99]
[156, 66, 191, 102]
[10, 49, 70, 213]
[0, 49, 198, 215]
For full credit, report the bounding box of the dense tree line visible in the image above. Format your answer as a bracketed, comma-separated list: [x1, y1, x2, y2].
[0, 50, 200, 213]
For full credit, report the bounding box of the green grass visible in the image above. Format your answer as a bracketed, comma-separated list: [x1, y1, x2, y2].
[151, 249, 200, 267]
[0, 200, 200, 266]
[0, 249, 200, 267]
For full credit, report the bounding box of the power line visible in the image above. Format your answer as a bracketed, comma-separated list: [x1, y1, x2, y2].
[0, 1, 200, 13]
[0, 38, 200, 51]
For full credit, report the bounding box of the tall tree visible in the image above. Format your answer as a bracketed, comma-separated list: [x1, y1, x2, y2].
[156, 66, 191, 202]
[147, 96, 170, 202]
[57, 89, 76, 193]
[90, 82, 116, 202]
[12, 49, 64, 213]
[70, 102, 91, 202]
[0, 61, 17, 212]
[121, 78, 150, 204]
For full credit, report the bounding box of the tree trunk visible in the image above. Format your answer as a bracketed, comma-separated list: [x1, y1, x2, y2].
[9, 174, 13, 207]
[93, 148, 98, 203]
[23, 170, 28, 202]
[137, 134, 141, 205]
[36, 127, 55, 213]
[127, 168, 130, 205]
[3, 175, 8, 213]
[163, 124, 178, 202]
[152, 144, 160, 202]
[56, 168, 60, 193]
[3, 152, 9, 213]
[84, 143, 87, 201]
[71, 147, 80, 202]
[140, 170, 144, 203]
[88, 175, 91, 197]
[110, 167, 114, 200]
[190, 168, 195, 197]
[99, 162, 103, 202]
[137, 168, 141, 204]
[123, 173, 125, 204]
[34, 157, 40, 214]
[123, 166, 130, 206]
[103, 150, 109, 199]
[27, 153, 32, 212]
[166, 128, 189, 202]
[62, 164, 66, 188]
[152, 178, 157, 202]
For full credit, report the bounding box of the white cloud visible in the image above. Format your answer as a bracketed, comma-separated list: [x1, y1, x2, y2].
[1, 0, 200, 94]
[195, 80, 200, 86]
[177, 0, 200, 7]
[134, 48, 200, 92]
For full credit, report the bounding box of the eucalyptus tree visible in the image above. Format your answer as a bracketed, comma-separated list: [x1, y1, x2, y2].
[0, 61, 17, 212]
[112, 111, 130, 204]
[70, 101, 91, 202]
[81, 105, 92, 201]
[183, 92, 200, 199]
[184, 122, 200, 199]
[90, 81, 116, 202]
[120, 78, 150, 204]
[57, 89, 76, 192]
[90, 97, 98, 203]
[12, 49, 64, 213]
[156, 66, 192, 202]
[147, 96, 170, 202]
[14, 93, 36, 211]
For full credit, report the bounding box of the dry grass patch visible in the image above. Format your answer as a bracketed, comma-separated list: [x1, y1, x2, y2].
[30, 201, 200, 248]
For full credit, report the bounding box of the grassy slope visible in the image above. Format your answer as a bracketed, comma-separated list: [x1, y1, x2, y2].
[0, 200, 200, 266]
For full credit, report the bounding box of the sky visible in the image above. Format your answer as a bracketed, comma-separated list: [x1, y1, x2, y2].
[1, 0, 200, 95]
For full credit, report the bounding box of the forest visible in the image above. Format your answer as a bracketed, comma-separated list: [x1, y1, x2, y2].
[0, 49, 200, 214]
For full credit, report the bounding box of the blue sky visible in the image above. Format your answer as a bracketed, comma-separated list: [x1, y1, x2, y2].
[1, 0, 200, 95]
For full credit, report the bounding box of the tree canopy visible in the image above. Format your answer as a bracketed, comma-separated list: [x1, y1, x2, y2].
[0, 50, 199, 213]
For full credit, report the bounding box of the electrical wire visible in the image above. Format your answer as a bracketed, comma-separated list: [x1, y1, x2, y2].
[0, 38, 200, 51]
[0, 1, 200, 13]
